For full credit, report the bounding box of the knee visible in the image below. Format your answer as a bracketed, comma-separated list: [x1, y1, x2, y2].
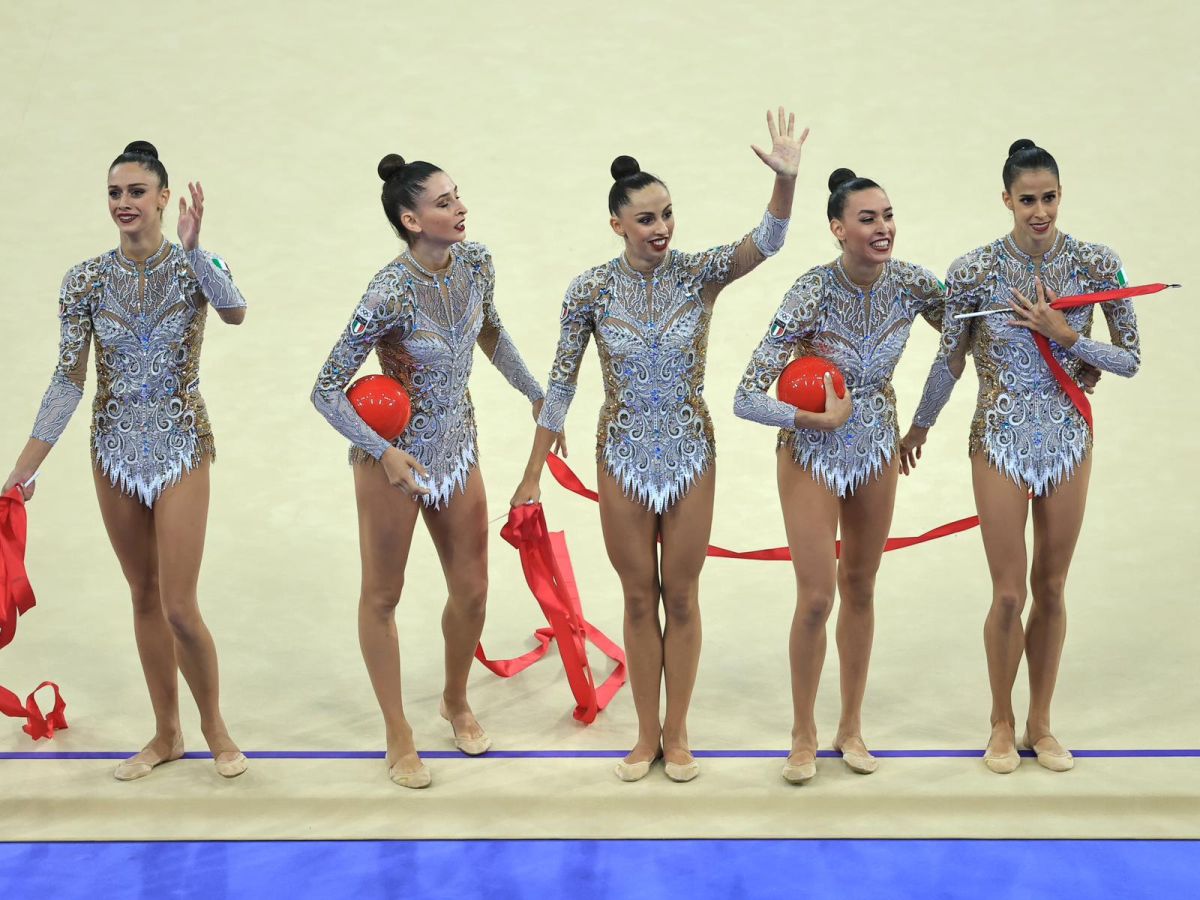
[623, 589, 660, 626]
[990, 587, 1027, 622]
[360, 584, 403, 617]
[129, 577, 161, 616]
[162, 600, 204, 642]
[661, 587, 699, 625]
[796, 592, 835, 629]
[837, 567, 878, 611]
[1030, 573, 1067, 615]
[449, 577, 488, 619]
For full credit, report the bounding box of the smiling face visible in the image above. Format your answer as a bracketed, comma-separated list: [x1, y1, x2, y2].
[610, 182, 674, 269]
[108, 162, 168, 239]
[399, 171, 468, 245]
[830, 187, 895, 266]
[1003, 169, 1062, 246]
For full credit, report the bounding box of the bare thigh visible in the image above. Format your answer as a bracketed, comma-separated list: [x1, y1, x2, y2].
[354, 460, 422, 597]
[92, 467, 158, 597]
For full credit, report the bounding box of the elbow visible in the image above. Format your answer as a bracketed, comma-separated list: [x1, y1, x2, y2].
[732, 388, 754, 421]
[217, 307, 246, 326]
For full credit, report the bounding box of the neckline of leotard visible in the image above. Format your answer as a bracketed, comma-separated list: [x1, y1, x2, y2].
[1001, 230, 1066, 268]
[115, 239, 172, 272]
[400, 246, 458, 283]
[615, 252, 672, 280]
[831, 257, 889, 298]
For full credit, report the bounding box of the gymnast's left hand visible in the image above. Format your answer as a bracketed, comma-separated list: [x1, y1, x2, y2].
[177, 181, 204, 251]
[531, 399, 567, 457]
[751, 106, 808, 178]
[1008, 277, 1077, 347]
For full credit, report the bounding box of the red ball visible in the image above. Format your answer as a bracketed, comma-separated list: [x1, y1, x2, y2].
[346, 375, 411, 440]
[776, 357, 847, 413]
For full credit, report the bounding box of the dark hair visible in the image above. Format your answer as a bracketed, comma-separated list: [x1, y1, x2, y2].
[378, 153, 444, 244]
[1002, 139, 1059, 191]
[607, 155, 667, 216]
[109, 140, 168, 188]
[826, 167, 881, 220]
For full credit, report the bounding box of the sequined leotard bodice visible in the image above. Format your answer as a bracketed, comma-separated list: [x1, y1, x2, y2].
[912, 232, 1140, 495]
[536, 210, 788, 513]
[30, 241, 247, 506]
[312, 241, 544, 509]
[735, 259, 945, 496]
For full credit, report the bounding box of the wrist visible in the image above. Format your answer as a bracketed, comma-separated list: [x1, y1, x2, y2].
[1056, 327, 1079, 348]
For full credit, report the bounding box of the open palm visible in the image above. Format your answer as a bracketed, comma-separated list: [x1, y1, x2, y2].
[752, 106, 808, 177]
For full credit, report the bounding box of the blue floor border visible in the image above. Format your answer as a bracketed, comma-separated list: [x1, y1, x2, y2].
[0, 839, 1195, 899]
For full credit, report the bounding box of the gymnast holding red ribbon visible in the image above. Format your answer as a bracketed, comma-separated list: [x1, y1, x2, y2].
[901, 139, 1152, 776]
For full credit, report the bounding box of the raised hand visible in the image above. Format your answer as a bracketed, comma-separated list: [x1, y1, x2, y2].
[751, 106, 809, 178]
[1008, 277, 1077, 346]
[177, 181, 205, 251]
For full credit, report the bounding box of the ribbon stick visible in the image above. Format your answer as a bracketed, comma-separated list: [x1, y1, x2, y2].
[545, 454, 981, 561]
[475, 503, 626, 724]
[954, 282, 1181, 319]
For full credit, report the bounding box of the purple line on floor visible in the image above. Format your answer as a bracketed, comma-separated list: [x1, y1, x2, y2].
[1, 748, 1198, 761]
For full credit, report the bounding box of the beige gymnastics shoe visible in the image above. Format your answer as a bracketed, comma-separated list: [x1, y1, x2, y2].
[781, 755, 817, 785]
[834, 738, 879, 775]
[663, 753, 700, 783]
[114, 736, 185, 782]
[214, 751, 249, 779]
[1022, 731, 1074, 772]
[388, 760, 433, 789]
[615, 749, 662, 782]
[440, 702, 492, 756]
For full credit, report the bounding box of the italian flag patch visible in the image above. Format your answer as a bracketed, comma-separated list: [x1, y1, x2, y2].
[769, 316, 789, 338]
[211, 256, 230, 273]
[1116, 267, 1128, 287]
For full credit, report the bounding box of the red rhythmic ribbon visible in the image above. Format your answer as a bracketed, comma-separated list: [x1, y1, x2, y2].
[0, 682, 68, 740]
[1, 486, 70, 740]
[0, 487, 36, 649]
[474, 503, 626, 724]
[1033, 282, 1177, 432]
[545, 454, 980, 560]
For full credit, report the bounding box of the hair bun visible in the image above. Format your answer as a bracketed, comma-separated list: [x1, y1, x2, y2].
[377, 153, 407, 182]
[828, 168, 857, 192]
[123, 140, 159, 160]
[610, 155, 641, 181]
[1008, 138, 1036, 157]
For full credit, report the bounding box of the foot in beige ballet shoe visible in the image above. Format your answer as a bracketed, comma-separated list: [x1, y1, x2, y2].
[114, 735, 185, 782]
[214, 751, 249, 779]
[781, 754, 817, 785]
[614, 748, 661, 782]
[440, 701, 492, 756]
[1022, 731, 1074, 772]
[388, 760, 432, 789]
[663, 752, 700, 783]
[834, 737, 879, 775]
[983, 739, 1021, 774]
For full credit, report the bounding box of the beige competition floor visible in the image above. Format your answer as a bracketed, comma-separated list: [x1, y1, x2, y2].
[1, 0, 1197, 841]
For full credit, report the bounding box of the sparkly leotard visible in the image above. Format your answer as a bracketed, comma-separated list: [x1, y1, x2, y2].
[536, 210, 788, 513]
[912, 232, 1140, 494]
[735, 258, 945, 496]
[30, 241, 246, 506]
[312, 241, 544, 509]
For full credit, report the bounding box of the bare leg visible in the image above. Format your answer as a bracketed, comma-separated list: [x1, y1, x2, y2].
[971, 454, 1031, 762]
[1026, 455, 1091, 757]
[834, 459, 900, 763]
[777, 451, 841, 768]
[354, 461, 422, 774]
[150, 460, 242, 764]
[92, 468, 181, 767]
[597, 467, 663, 766]
[423, 467, 489, 747]
[657, 466, 715, 768]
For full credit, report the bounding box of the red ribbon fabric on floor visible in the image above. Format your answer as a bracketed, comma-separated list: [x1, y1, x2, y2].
[1, 485, 69, 740]
[474, 503, 626, 724]
[544, 454, 980, 561]
[0, 681, 68, 740]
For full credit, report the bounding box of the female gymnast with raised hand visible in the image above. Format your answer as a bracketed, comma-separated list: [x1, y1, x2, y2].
[511, 108, 807, 783]
[2, 141, 249, 780]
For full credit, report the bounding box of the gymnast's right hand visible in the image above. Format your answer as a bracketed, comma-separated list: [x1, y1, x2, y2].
[805, 373, 852, 431]
[380, 447, 430, 499]
[509, 477, 540, 508]
[2, 469, 36, 501]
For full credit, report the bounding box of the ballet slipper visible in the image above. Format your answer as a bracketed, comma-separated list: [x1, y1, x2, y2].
[983, 738, 1021, 774]
[1022, 731, 1074, 772]
[440, 701, 492, 756]
[114, 735, 185, 782]
[663, 752, 700, 783]
[781, 757, 817, 785]
[214, 751, 249, 779]
[388, 760, 432, 789]
[834, 740, 879, 775]
[614, 748, 662, 782]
